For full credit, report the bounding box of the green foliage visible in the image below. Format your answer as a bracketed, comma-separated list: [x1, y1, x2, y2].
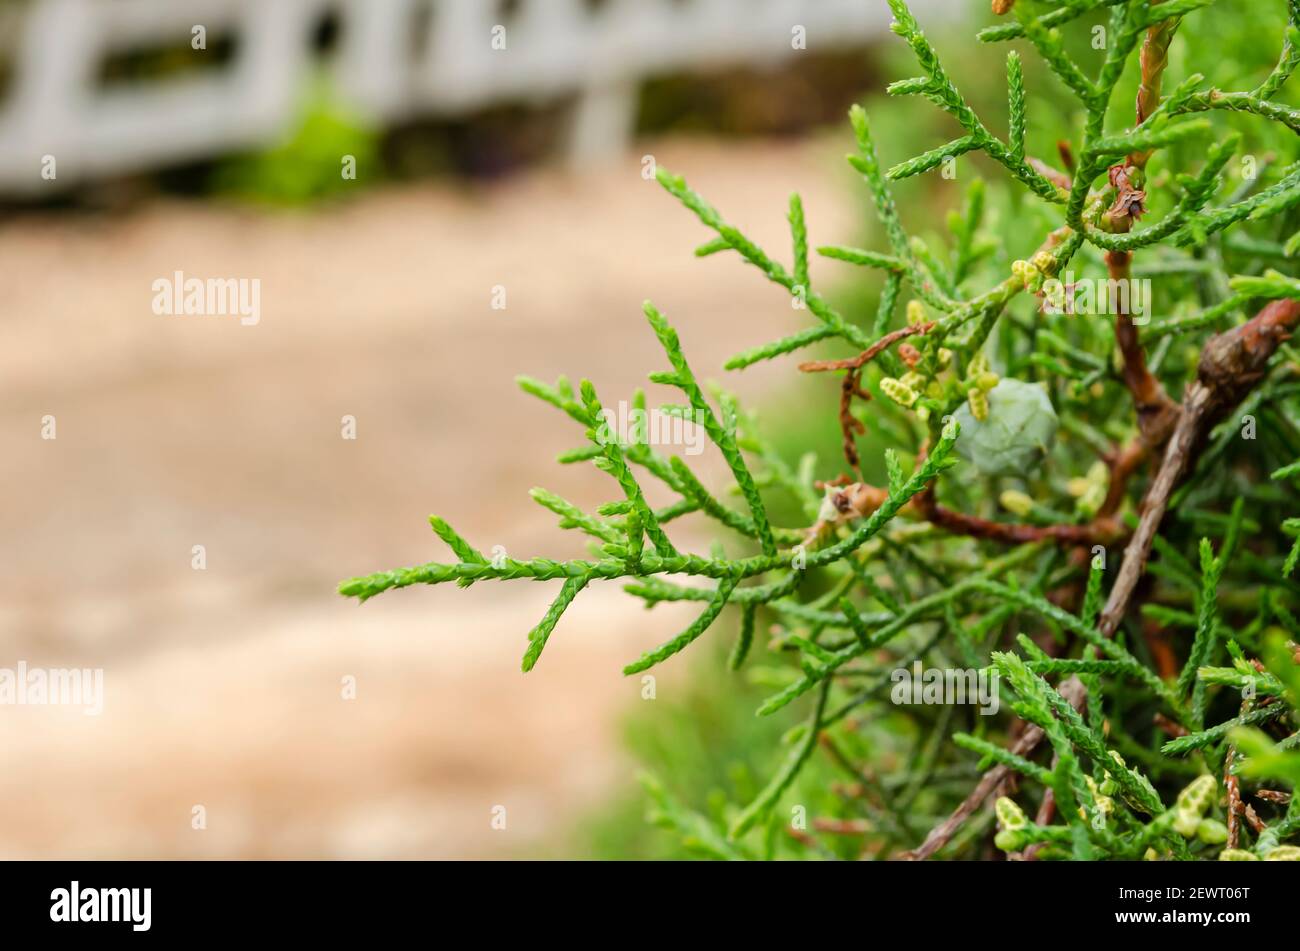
[211, 77, 378, 205]
[343, 0, 1300, 860]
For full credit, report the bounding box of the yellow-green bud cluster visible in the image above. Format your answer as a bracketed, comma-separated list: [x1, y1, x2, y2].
[880, 376, 919, 408]
[1011, 255, 1052, 293]
[1010, 259, 1036, 286]
[1043, 279, 1068, 313]
[1067, 460, 1109, 518]
[993, 796, 1031, 852]
[899, 371, 925, 392]
[881, 370, 927, 410]
[1172, 775, 1217, 838]
[999, 489, 1034, 517]
[1218, 845, 1300, 861]
[1080, 776, 1114, 824]
[1265, 845, 1300, 860]
[1098, 751, 1125, 797]
[964, 353, 999, 421]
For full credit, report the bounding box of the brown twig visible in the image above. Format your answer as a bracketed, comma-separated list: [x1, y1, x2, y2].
[1099, 299, 1300, 637]
[812, 818, 873, 835]
[1014, 766, 1058, 861]
[1103, 2, 1178, 451]
[801, 321, 936, 477]
[1098, 438, 1147, 518]
[799, 321, 936, 373]
[1131, 7, 1179, 170]
[1088, 23, 1300, 638]
[1108, 249, 1180, 444]
[814, 474, 854, 490]
[814, 488, 1122, 552]
[902, 426, 1143, 550]
[912, 484, 1125, 547]
[787, 828, 818, 849]
[1226, 743, 1244, 849]
[1143, 618, 1179, 681]
[837, 372, 869, 475]
[903, 438, 1129, 549]
[1057, 140, 1076, 174]
[1028, 157, 1072, 191]
[1154, 712, 1188, 739]
[1241, 801, 1267, 835]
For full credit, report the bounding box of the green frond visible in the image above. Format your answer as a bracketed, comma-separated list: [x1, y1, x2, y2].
[340, 0, 1300, 862]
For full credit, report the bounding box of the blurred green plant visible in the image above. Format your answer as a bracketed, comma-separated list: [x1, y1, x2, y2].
[211, 77, 378, 205]
[342, 0, 1300, 860]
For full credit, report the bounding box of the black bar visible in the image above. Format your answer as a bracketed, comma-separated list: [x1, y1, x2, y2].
[0, 859, 1286, 938]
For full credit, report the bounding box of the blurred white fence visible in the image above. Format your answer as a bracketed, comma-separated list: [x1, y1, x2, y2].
[0, 0, 954, 194]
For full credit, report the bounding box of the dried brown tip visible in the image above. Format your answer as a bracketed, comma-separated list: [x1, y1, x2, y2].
[1099, 165, 1147, 237]
[833, 483, 889, 520]
[992, 0, 1015, 14]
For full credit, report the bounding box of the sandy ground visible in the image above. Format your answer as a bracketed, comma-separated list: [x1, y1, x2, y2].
[0, 133, 860, 858]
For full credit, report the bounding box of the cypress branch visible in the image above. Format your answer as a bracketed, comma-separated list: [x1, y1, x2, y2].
[339, 0, 1300, 862]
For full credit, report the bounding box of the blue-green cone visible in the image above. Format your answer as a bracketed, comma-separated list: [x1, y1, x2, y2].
[952, 378, 1058, 477]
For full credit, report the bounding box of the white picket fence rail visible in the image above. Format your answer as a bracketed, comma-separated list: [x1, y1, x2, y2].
[0, 0, 955, 194]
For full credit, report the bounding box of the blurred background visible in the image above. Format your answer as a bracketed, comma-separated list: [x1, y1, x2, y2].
[2, 0, 1290, 859]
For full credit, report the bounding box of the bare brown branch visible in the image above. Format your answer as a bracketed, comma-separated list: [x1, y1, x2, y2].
[1099, 298, 1300, 637]
[913, 485, 1125, 547]
[1108, 249, 1180, 444]
[1131, 8, 1179, 169]
[799, 321, 936, 373]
